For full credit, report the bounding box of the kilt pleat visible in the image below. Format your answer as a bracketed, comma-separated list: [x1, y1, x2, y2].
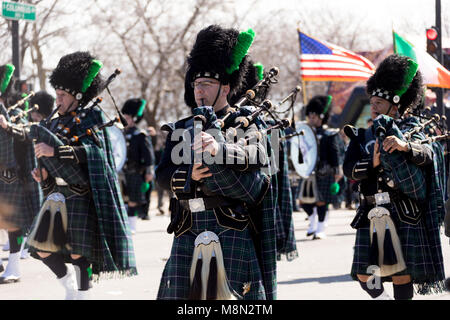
[316, 174, 337, 204]
[0, 179, 42, 233]
[124, 172, 147, 204]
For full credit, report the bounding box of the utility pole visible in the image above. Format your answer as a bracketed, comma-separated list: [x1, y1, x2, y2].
[435, 0, 444, 117]
[11, 0, 20, 79]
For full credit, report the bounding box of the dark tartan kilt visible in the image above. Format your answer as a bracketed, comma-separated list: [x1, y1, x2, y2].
[350, 205, 445, 292]
[0, 179, 41, 233]
[28, 186, 96, 260]
[157, 209, 266, 300]
[124, 172, 147, 204]
[315, 174, 337, 204]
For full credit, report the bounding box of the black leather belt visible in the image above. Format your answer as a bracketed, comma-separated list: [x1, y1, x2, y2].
[360, 194, 376, 206]
[179, 196, 235, 212]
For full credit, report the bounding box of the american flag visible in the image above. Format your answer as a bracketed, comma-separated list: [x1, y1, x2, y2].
[299, 31, 375, 82]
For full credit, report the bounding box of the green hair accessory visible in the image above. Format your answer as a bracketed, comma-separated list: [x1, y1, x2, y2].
[330, 182, 340, 195]
[137, 99, 146, 117]
[226, 28, 255, 75]
[0, 64, 15, 94]
[394, 58, 418, 98]
[141, 182, 150, 193]
[81, 60, 103, 93]
[322, 95, 332, 115]
[21, 93, 29, 111]
[254, 62, 264, 80]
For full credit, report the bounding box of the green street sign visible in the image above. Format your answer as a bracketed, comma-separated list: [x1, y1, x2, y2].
[2, 1, 36, 21]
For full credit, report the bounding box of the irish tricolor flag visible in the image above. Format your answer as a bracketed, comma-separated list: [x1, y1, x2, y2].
[393, 31, 450, 88]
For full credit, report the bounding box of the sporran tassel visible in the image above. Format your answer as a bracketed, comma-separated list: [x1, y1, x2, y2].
[52, 210, 67, 246]
[382, 228, 398, 265]
[369, 231, 379, 266]
[206, 255, 218, 300]
[34, 210, 51, 243]
[188, 255, 203, 300]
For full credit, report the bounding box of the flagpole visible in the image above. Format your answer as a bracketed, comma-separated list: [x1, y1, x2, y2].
[297, 25, 308, 110]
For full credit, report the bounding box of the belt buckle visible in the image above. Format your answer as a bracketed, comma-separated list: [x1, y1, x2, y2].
[375, 192, 390, 205]
[55, 177, 69, 186]
[189, 198, 206, 212]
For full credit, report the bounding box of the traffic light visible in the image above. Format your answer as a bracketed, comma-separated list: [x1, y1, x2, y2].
[426, 27, 439, 60]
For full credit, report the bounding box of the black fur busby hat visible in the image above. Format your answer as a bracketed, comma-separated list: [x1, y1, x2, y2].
[366, 54, 423, 115]
[122, 98, 146, 124]
[0, 64, 16, 102]
[29, 90, 55, 118]
[305, 95, 333, 124]
[184, 25, 255, 108]
[49, 51, 104, 105]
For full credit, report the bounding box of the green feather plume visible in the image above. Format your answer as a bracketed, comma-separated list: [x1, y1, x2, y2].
[0, 64, 15, 94]
[330, 182, 340, 195]
[21, 93, 29, 111]
[141, 182, 150, 193]
[81, 60, 103, 93]
[323, 95, 332, 115]
[394, 58, 418, 97]
[226, 28, 255, 75]
[254, 62, 264, 80]
[137, 99, 146, 117]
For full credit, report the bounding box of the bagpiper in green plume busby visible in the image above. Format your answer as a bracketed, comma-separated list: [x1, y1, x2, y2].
[121, 98, 155, 228]
[156, 24, 278, 300]
[301, 94, 344, 240]
[28, 90, 55, 122]
[122, 98, 147, 124]
[0, 62, 43, 284]
[184, 25, 254, 109]
[1, 51, 137, 299]
[0, 64, 17, 108]
[343, 54, 446, 299]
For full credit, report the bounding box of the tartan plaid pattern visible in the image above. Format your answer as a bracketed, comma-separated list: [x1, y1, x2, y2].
[314, 128, 342, 204]
[203, 161, 278, 299]
[0, 180, 41, 233]
[373, 116, 427, 201]
[0, 104, 42, 234]
[28, 186, 94, 258]
[351, 202, 445, 294]
[29, 124, 88, 186]
[156, 108, 278, 300]
[0, 104, 17, 168]
[157, 210, 266, 300]
[25, 107, 136, 278]
[123, 172, 147, 204]
[207, 108, 279, 298]
[274, 133, 298, 261]
[350, 117, 445, 295]
[431, 142, 446, 224]
[316, 174, 337, 204]
[81, 108, 137, 277]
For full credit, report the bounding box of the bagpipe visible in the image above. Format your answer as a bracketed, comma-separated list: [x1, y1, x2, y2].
[6, 91, 35, 113]
[193, 66, 298, 145]
[40, 69, 125, 145]
[9, 104, 39, 123]
[9, 69, 126, 187]
[368, 115, 428, 202]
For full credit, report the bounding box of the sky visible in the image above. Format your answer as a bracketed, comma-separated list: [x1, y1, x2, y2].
[240, 0, 450, 49]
